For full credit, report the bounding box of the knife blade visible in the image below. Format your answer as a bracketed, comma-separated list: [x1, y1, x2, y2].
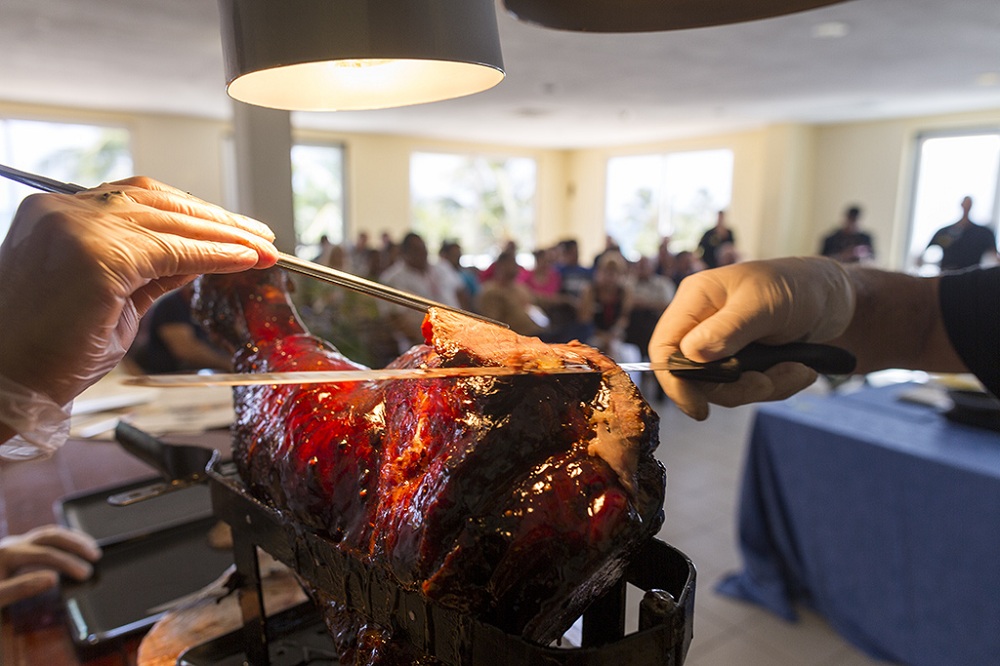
[120, 343, 855, 388]
[121, 364, 602, 387]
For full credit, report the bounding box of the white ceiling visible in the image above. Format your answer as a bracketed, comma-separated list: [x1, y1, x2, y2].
[2, 0, 1000, 149]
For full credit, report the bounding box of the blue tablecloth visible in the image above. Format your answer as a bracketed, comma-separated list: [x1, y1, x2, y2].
[717, 384, 1000, 666]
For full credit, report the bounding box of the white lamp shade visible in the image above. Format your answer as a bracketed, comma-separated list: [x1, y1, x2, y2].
[219, 0, 505, 111]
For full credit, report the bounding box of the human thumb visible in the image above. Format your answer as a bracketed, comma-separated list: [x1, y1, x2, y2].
[0, 570, 58, 608]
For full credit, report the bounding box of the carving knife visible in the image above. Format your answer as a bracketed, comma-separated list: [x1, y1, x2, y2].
[122, 342, 855, 387]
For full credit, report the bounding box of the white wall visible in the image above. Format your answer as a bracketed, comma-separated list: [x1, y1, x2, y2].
[2, 99, 999, 268]
[812, 109, 1000, 270]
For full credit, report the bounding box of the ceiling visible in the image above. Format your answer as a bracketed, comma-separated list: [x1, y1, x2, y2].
[2, 0, 1000, 149]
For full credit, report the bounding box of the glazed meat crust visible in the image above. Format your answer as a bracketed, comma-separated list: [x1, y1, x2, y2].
[193, 269, 665, 662]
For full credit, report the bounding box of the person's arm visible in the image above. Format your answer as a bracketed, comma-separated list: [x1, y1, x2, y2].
[648, 257, 965, 420]
[0, 178, 278, 449]
[829, 268, 962, 374]
[157, 323, 233, 371]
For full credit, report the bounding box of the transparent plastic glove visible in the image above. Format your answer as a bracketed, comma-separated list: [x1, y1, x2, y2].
[0, 525, 102, 608]
[0, 177, 278, 450]
[649, 257, 856, 420]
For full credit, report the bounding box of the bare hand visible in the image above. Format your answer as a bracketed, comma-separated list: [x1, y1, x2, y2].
[0, 525, 101, 608]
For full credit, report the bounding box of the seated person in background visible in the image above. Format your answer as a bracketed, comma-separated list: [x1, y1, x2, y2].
[580, 253, 640, 365]
[545, 238, 595, 343]
[820, 205, 874, 263]
[715, 241, 740, 266]
[130, 284, 232, 374]
[479, 240, 518, 283]
[519, 247, 563, 313]
[655, 237, 675, 278]
[379, 232, 461, 351]
[698, 210, 737, 268]
[627, 256, 675, 399]
[670, 250, 705, 286]
[438, 240, 476, 312]
[627, 256, 675, 356]
[478, 251, 547, 336]
[0, 525, 101, 609]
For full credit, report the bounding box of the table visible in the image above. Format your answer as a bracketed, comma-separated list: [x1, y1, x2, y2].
[0, 431, 229, 666]
[717, 383, 1000, 666]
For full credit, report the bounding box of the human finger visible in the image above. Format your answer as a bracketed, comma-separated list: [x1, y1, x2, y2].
[0, 571, 58, 608]
[654, 367, 713, 420]
[702, 363, 818, 408]
[90, 178, 276, 243]
[23, 526, 101, 562]
[1, 543, 96, 581]
[649, 276, 726, 359]
[119, 233, 264, 284]
[99, 207, 278, 267]
[73, 198, 278, 268]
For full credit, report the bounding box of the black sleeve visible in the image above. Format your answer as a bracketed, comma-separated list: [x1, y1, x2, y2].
[939, 267, 1000, 398]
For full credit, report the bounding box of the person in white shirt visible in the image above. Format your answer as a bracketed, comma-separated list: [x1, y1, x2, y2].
[378, 232, 461, 350]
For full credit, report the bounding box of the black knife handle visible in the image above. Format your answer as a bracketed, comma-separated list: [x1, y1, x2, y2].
[668, 342, 857, 383]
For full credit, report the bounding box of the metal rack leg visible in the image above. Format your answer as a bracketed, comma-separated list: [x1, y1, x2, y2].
[233, 529, 269, 666]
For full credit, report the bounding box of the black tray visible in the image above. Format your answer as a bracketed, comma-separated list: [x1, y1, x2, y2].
[55, 476, 214, 546]
[56, 482, 234, 657]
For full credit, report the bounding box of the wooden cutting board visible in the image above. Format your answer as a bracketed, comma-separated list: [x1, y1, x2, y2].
[136, 550, 310, 666]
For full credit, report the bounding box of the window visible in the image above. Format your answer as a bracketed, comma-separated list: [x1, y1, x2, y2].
[906, 131, 1000, 273]
[410, 152, 537, 267]
[0, 119, 132, 240]
[605, 149, 733, 260]
[291, 142, 346, 256]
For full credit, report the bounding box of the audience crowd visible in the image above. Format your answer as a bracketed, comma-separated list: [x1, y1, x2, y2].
[124, 197, 1000, 387]
[287, 228, 724, 395]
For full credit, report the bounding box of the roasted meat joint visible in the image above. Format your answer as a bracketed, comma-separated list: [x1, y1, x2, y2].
[192, 268, 667, 663]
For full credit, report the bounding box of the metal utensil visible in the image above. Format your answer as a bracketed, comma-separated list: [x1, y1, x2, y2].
[109, 421, 220, 505]
[123, 364, 602, 387]
[0, 163, 505, 327]
[121, 343, 856, 387]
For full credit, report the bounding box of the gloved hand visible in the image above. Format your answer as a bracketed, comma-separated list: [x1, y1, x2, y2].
[0, 525, 102, 608]
[649, 257, 856, 420]
[0, 178, 278, 451]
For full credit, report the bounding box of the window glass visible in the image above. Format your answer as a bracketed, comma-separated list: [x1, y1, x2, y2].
[0, 119, 132, 240]
[410, 152, 537, 268]
[291, 142, 346, 256]
[907, 132, 1000, 273]
[606, 149, 733, 259]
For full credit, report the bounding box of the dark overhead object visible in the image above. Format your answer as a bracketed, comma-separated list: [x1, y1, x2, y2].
[503, 0, 851, 32]
[217, 0, 505, 111]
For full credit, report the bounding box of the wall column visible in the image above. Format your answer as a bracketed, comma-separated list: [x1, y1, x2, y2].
[756, 124, 817, 259]
[231, 102, 297, 253]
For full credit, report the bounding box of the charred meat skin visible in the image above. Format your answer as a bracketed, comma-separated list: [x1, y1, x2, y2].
[193, 269, 665, 660]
